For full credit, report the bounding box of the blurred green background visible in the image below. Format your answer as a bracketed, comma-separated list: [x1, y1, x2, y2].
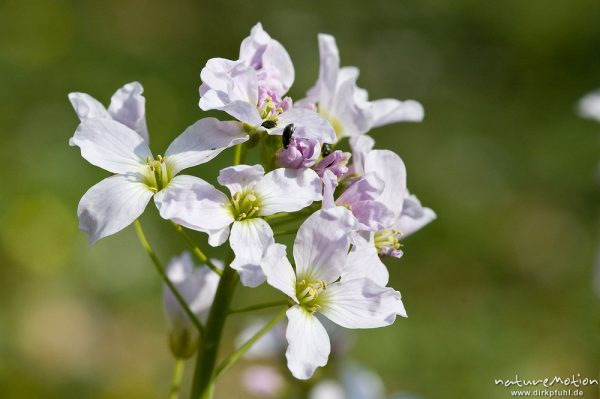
[1, 0, 599, 398]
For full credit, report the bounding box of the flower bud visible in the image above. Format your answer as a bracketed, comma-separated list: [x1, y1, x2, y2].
[277, 137, 320, 168]
[313, 150, 351, 179]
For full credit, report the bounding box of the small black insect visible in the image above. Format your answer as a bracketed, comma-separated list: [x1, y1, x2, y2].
[282, 123, 295, 149]
[321, 143, 332, 157]
[261, 120, 277, 129]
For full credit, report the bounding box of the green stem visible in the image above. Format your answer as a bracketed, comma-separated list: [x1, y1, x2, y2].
[133, 220, 204, 337]
[232, 142, 247, 166]
[273, 229, 296, 237]
[228, 300, 289, 315]
[168, 358, 185, 399]
[189, 259, 238, 399]
[214, 307, 287, 379]
[171, 222, 222, 276]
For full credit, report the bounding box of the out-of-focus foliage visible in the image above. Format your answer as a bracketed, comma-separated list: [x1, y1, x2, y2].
[0, 1, 599, 398]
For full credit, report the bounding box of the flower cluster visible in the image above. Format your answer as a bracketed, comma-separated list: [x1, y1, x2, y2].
[69, 23, 435, 396]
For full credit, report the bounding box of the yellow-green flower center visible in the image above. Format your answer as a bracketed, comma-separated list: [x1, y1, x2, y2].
[318, 105, 344, 139]
[374, 229, 403, 256]
[144, 155, 172, 192]
[258, 96, 284, 124]
[229, 190, 261, 221]
[296, 279, 327, 313]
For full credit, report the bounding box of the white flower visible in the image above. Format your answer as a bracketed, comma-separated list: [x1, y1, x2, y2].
[260, 208, 406, 379]
[199, 23, 336, 144]
[164, 252, 221, 358]
[299, 34, 424, 141]
[155, 164, 322, 287]
[69, 81, 149, 142]
[310, 363, 386, 399]
[242, 366, 285, 398]
[578, 89, 600, 123]
[70, 114, 248, 244]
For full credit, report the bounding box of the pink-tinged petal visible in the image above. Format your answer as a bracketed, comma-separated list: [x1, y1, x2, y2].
[242, 366, 285, 398]
[306, 34, 340, 106]
[77, 174, 153, 244]
[218, 164, 265, 195]
[349, 135, 375, 176]
[395, 193, 436, 237]
[165, 118, 248, 176]
[68, 92, 110, 121]
[320, 278, 407, 329]
[370, 98, 424, 127]
[272, 108, 336, 144]
[70, 118, 152, 175]
[255, 168, 322, 216]
[107, 81, 149, 142]
[293, 208, 357, 283]
[337, 174, 384, 205]
[342, 238, 389, 286]
[154, 175, 233, 231]
[199, 58, 263, 125]
[321, 169, 337, 210]
[277, 137, 320, 169]
[230, 218, 274, 287]
[261, 243, 297, 301]
[285, 306, 330, 380]
[364, 150, 407, 218]
[239, 23, 294, 96]
[350, 200, 395, 231]
[327, 67, 373, 137]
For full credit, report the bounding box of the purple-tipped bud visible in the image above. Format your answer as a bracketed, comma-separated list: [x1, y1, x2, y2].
[278, 137, 320, 168]
[313, 150, 351, 179]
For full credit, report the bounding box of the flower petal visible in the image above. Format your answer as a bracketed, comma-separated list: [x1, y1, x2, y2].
[107, 81, 149, 142]
[230, 218, 274, 287]
[261, 243, 297, 301]
[395, 193, 436, 237]
[70, 118, 152, 174]
[320, 278, 406, 329]
[207, 225, 231, 247]
[326, 67, 373, 137]
[370, 98, 424, 127]
[305, 34, 340, 107]
[364, 150, 407, 218]
[293, 208, 357, 283]
[68, 92, 110, 121]
[165, 118, 248, 176]
[285, 306, 330, 380]
[77, 174, 153, 244]
[255, 168, 322, 216]
[273, 108, 336, 144]
[349, 135, 375, 176]
[578, 90, 600, 122]
[239, 23, 294, 96]
[154, 175, 233, 231]
[342, 238, 389, 286]
[218, 164, 265, 195]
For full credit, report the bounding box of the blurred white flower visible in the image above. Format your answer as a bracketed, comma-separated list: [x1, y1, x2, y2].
[261, 208, 406, 379]
[164, 252, 221, 358]
[298, 34, 424, 141]
[155, 164, 322, 287]
[242, 365, 285, 398]
[578, 89, 600, 122]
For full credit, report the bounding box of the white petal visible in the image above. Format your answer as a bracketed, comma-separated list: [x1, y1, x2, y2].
[321, 169, 337, 210]
[370, 98, 424, 127]
[395, 193, 436, 237]
[154, 175, 233, 231]
[327, 67, 373, 137]
[107, 81, 149, 142]
[70, 118, 152, 174]
[349, 135, 375, 177]
[321, 278, 407, 329]
[68, 92, 110, 121]
[342, 239, 389, 286]
[207, 225, 231, 247]
[285, 306, 330, 380]
[364, 150, 407, 218]
[165, 118, 248, 176]
[239, 23, 294, 95]
[306, 34, 340, 107]
[77, 174, 153, 244]
[293, 208, 357, 283]
[229, 218, 274, 287]
[255, 168, 322, 216]
[217, 164, 265, 195]
[199, 58, 263, 125]
[261, 243, 297, 301]
[310, 381, 346, 399]
[274, 108, 336, 144]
